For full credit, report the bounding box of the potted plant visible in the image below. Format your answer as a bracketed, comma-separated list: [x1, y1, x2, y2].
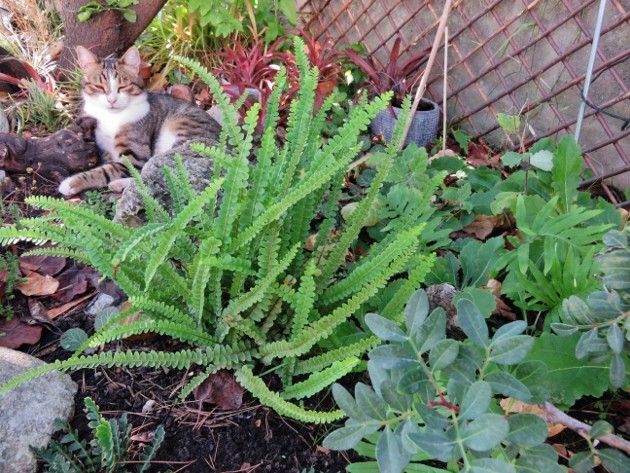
[345, 37, 440, 146]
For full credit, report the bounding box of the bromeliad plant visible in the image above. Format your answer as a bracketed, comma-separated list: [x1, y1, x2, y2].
[0, 39, 435, 423]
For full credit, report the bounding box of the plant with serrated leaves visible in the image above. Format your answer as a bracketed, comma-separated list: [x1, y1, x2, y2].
[0, 39, 435, 424]
[33, 396, 164, 473]
[324, 289, 566, 473]
[551, 227, 630, 389]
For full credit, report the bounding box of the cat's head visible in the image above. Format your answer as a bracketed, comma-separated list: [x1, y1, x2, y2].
[76, 46, 147, 113]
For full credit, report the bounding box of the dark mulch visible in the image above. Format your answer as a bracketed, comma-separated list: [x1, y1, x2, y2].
[31, 307, 360, 473]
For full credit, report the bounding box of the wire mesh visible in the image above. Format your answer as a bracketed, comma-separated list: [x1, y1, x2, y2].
[298, 0, 630, 204]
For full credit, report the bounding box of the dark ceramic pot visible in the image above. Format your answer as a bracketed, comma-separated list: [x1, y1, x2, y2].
[370, 98, 440, 146]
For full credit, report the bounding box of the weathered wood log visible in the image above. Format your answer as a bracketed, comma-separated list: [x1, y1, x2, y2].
[0, 117, 99, 184]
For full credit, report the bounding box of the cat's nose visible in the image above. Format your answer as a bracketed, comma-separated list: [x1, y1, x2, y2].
[107, 97, 117, 106]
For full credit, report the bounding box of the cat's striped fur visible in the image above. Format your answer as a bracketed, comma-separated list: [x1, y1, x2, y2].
[58, 46, 221, 196]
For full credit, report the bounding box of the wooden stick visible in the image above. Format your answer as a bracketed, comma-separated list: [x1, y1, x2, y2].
[539, 401, 630, 455]
[398, 0, 453, 150]
[442, 26, 449, 154]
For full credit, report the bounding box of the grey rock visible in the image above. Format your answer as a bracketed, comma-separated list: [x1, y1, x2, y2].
[114, 138, 218, 226]
[85, 292, 115, 316]
[0, 347, 77, 473]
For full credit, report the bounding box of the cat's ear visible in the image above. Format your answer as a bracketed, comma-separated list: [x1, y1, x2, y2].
[120, 46, 142, 71]
[76, 46, 99, 69]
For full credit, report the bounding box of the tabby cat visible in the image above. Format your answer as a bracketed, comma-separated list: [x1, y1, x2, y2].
[58, 46, 221, 196]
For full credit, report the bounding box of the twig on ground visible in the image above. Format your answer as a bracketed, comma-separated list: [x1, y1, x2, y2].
[539, 401, 630, 455]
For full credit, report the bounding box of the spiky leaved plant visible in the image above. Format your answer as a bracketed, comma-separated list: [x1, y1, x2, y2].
[0, 38, 435, 422]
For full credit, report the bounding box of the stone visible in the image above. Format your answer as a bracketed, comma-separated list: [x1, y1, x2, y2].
[0, 346, 78, 473]
[114, 138, 218, 226]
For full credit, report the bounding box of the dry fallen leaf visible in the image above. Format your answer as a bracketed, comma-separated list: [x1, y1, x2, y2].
[462, 215, 498, 240]
[19, 254, 66, 276]
[48, 292, 95, 319]
[0, 317, 42, 348]
[16, 272, 59, 296]
[500, 398, 566, 437]
[193, 369, 244, 410]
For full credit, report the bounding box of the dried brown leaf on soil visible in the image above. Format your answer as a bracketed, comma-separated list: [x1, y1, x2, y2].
[0, 317, 42, 348]
[193, 369, 244, 410]
[50, 266, 99, 303]
[48, 292, 95, 319]
[19, 254, 66, 276]
[500, 398, 566, 437]
[16, 271, 59, 296]
[462, 215, 498, 240]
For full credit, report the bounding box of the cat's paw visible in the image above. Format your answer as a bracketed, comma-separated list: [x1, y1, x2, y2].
[108, 177, 133, 192]
[58, 177, 78, 197]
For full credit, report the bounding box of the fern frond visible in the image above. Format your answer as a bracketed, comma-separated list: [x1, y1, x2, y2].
[281, 357, 360, 400]
[111, 223, 166, 268]
[25, 195, 133, 240]
[23, 247, 91, 265]
[260, 225, 421, 362]
[293, 337, 379, 375]
[235, 366, 344, 424]
[263, 67, 287, 131]
[318, 126, 397, 288]
[128, 296, 197, 327]
[144, 177, 224, 288]
[380, 253, 436, 321]
[322, 223, 427, 305]
[87, 319, 218, 348]
[291, 259, 317, 339]
[222, 242, 300, 330]
[214, 152, 250, 246]
[175, 56, 241, 147]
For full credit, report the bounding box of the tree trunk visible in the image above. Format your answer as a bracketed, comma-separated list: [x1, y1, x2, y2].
[56, 0, 167, 71]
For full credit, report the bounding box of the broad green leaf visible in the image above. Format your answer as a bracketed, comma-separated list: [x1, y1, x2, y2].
[416, 308, 446, 354]
[568, 451, 596, 473]
[551, 135, 583, 212]
[397, 368, 429, 395]
[470, 458, 515, 473]
[461, 414, 509, 451]
[365, 312, 408, 342]
[459, 381, 491, 421]
[405, 290, 430, 336]
[492, 320, 527, 343]
[369, 344, 418, 369]
[606, 323, 624, 354]
[497, 113, 521, 133]
[529, 149, 554, 171]
[603, 229, 627, 249]
[589, 420, 613, 439]
[356, 383, 388, 421]
[525, 333, 610, 405]
[323, 424, 370, 451]
[406, 430, 454, 462]
[376, 427, 409, 473]
[599, 448, 630, 473]
[563, 296, 596, 325]
[429, 339, 459, 370]
[550, 323, 579, 336]
[506, 413, 548, 446]
[501, 151, 525, 167]
[456, 299, 489, 347]
[485, 372, 531, 401]
[575, 329, 608, 359]
[515, 453, 565, 473]
[490, 335, 534, 365]
[610, 353, 627, 389]
[381, 380, 411, 413]
[332, 384, 364, 421]
[60, 328, 88, 352]
[601, 250, 630, 290]
[454, 288, 496, 318]
[460, 237, 505, 288]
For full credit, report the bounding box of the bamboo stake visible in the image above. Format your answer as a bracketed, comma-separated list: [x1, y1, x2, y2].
[442, 26, 449, 154]
[398, 0, 452, 151]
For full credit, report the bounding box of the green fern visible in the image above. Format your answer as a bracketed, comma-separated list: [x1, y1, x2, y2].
[0, 41, 434, 424]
